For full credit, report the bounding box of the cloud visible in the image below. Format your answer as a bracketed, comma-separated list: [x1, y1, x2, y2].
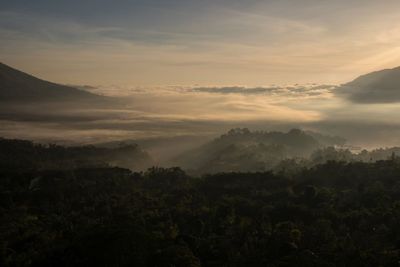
[0, 83, 325, 144]
[4, 1, 400, 148]
[3, 82, 400, 148]
[306, 119, 400, 149]
[191, 86, 280, 95]
[188, 85, 335, 97]
[4, 1, 400, 86]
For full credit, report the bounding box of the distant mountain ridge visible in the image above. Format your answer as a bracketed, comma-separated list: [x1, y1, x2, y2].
[337, 66, 400, 103]
[0, 62, 101, 102]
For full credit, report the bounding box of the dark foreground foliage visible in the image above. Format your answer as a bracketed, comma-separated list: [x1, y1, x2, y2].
[0, 138, 153, 171]
[2, 158, 400, 266]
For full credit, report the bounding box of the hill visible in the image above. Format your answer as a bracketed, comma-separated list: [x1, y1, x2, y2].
[336, 66, 400, 103]
[0, 62, 102, 102]
[173, 128, 345, 173]
[0, 138, 154, 171]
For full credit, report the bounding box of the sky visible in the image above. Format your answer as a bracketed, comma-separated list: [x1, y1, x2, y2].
[2, 0, 400, 149]
[2, 0, 400, 86]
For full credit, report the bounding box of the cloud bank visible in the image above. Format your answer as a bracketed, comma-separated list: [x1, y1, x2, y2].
[3, 81, 400, 148]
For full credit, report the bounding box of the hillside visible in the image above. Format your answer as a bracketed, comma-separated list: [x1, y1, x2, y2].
[174, 128, 344, 173]
[0, 138, 154, 171]
[0, 62, 102, 102]
[336, 66, 400, 103]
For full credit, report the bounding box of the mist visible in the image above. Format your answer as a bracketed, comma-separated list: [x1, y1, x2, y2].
[2, 81, 400, 151]
[4, 1, 400, 265]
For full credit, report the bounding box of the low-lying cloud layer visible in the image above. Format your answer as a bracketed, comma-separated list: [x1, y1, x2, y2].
[190, 85, 335, 96]
[2, 82, 400, 149]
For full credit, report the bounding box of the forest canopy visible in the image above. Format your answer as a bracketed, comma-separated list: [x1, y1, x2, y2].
[1, 138, 400, 266]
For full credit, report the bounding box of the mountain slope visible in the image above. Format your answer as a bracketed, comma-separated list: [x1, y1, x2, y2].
[336, 66, 400, 103]
[0, 62, 101, 102]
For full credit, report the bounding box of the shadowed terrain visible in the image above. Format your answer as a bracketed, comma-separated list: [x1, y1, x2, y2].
[3, 1, 400, 266]
[337, 66, 400, 103]
[0, 62, 102, 103]
[1, 139, 400, 266]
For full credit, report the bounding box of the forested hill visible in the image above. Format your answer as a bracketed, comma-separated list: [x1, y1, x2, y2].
[0, 138, 154, 171]
[174, 128, 345, 173]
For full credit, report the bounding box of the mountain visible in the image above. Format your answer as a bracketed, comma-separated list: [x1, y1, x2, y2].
[173, 128, 344, 174]
[0, 62, 102, 102]
[336, 66, 400, 103]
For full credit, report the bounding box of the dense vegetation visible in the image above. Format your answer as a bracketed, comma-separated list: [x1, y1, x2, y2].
[174, 128, 400, 174]
[2, 139, 400, 266]
[174, 128, 337, 173]
[0, 138, 154, 171]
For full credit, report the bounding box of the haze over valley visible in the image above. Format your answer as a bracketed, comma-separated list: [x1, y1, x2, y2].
[2, 62, 400, 160]
[3, 1, 400, 266]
